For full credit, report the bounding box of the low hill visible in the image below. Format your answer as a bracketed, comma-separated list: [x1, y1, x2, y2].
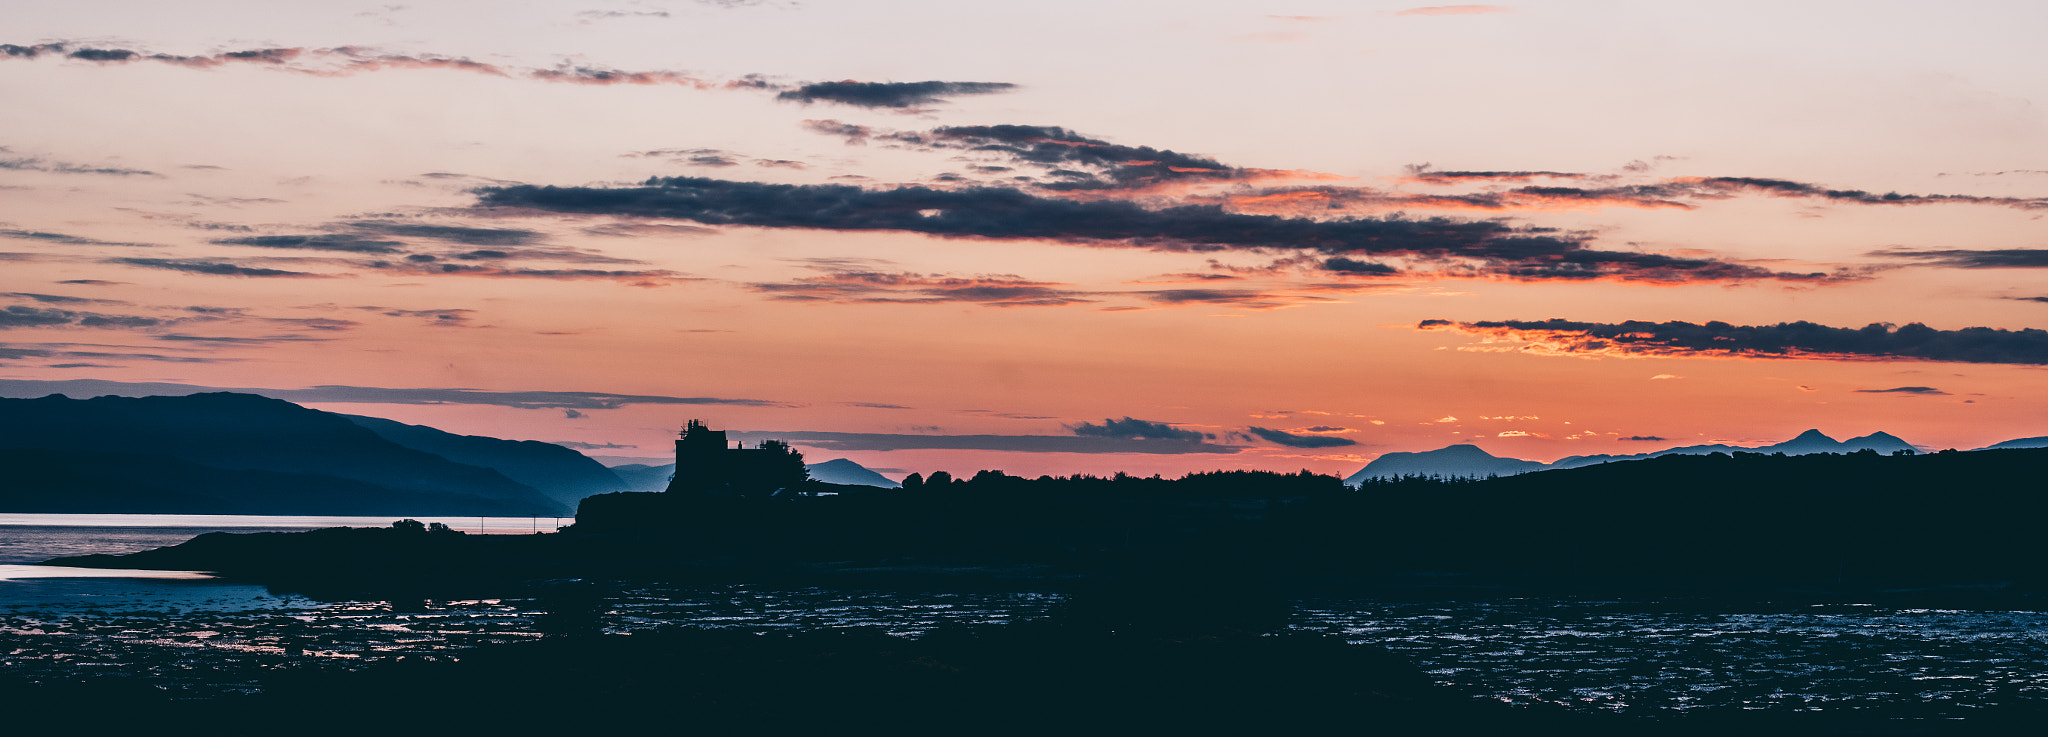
[1978, 435, 2048, 451]
[804, 458, 901, 488]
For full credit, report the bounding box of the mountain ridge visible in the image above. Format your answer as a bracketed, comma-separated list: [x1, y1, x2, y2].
[1347, 428, 1929, 484]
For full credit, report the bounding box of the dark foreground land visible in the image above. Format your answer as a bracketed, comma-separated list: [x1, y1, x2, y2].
[51, 447, 2048, 600]
[32, 448, 2048, 733]
[9, 583, 2046, 736]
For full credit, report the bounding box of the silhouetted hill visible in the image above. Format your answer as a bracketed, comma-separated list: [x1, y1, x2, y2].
[343, 414, 626, 507]
[0, 393, 568, 515]
[0, 449, 545, 515]
[802, 458, 901, 488]
[1361, 429, 1929, 481]
[1978, 435, 2048, 450]
[1344, 444, 1545, 483]
[609, 463, 674, 492]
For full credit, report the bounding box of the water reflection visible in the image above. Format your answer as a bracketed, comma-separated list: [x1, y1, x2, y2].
[1293, 596, 2048, 715]
[3, 583, 2044, 716]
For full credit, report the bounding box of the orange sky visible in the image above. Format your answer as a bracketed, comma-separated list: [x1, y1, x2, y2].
[4, 1, 2047, 479]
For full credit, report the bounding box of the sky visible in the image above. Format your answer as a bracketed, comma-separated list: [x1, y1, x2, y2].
[4, 0, 2047, 479]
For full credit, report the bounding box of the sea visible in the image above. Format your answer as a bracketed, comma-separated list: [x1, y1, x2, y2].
[3, 513, 2046, 716]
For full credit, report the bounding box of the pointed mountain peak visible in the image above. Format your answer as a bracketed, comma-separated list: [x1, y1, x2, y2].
[1790, 429, 1837, 442]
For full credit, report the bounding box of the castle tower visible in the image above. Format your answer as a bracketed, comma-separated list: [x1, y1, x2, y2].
[665, 419, 731, 493]
[663, 419, 809, 495]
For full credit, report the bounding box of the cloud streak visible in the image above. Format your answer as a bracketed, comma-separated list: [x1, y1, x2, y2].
[1871, 248, 2048, 269]
[1244, 426, 1358, 448]
[0, 378, 790, 410]
[777, 81, 1017, 109]
[0, 146, 156, 177]
[2, 42, 1013, 109]
[107, 257, 332, 278]
[751, 270, 1097, 307]
[1420, 318, 2048, 366]
[812, 121, 1342, 195]
[730, 430, 1243, 454]
[1396, 5, 1512, 16]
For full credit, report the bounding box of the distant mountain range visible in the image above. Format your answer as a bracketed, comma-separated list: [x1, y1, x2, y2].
[1346, 429, 1926, 484]
[0, 392, 617, 516]
[341, 414, 627, 509]
[609, 457, 900, 492]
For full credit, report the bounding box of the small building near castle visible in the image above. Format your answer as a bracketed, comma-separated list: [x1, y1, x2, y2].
[664, 419, 808, 495]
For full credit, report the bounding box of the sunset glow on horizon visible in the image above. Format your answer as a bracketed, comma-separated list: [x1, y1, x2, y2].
[5, 1, 2047, 480]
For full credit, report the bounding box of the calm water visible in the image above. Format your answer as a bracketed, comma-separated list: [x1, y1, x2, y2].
[3, 516, 2046, 716]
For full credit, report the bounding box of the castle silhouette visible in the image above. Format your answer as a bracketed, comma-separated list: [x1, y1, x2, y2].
[663, 419, 808, 495]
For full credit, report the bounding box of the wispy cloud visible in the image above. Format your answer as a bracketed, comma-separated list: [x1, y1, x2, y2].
[2, 41, 1013, 110]
[729, 429, 1242, 454]
[0, 343, 236, 365]
[360, 260, 692, 287]
[1854, 386, 1949, 395]
[107, 257, 333, 278]
[751, 270, 1096, 307]
[215, 234, 406, 254]
[0, 146, 156, 177]
[356, 306, 478, 327]
[1, 228, 150, 247]
[1870, 248, 2048, 269]
[809, 121, 1342, 195]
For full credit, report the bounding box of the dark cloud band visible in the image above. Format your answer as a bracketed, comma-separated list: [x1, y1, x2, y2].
[108, 257, 329, 278]
[1245, 427, 1358, 448]
[777, 81, 1017, 108]
[1421, 318, 2048, 365]
[1070, 417, 1212, 442]
[476, 177, 1827, 283]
